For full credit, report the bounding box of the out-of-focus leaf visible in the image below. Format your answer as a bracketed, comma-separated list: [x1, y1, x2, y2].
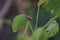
[52, 15, 60, 40]
[31, 27, 47, 40]
[45, 21, 59, 38]
[17, 33, 28, 40]
[12, 14, 27, 32]
[46, 0, 60, 16]
[38, 0, 47, 6]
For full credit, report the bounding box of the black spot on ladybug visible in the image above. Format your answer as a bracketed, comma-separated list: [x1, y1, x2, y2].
[27, 16, 32, 20]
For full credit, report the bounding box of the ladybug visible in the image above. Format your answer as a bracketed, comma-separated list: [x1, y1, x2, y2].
[27, 16, 32, 20]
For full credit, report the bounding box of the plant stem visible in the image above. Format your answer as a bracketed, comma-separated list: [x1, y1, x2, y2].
[35, 6, 40, 30]
[43, 16, 58, 29]
[24, 22, 29, 34]
[28, 22, 33, 33]
[24, 22, 33, 33]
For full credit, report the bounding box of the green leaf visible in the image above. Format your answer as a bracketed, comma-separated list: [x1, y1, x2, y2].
[45, 21, 59, 38]
[17, 33, 28, 40]
[46, 0, 60, 16]
[12, 14, 27, 32]
[31, 27, 47, 40]
[38, 0, 47, 6]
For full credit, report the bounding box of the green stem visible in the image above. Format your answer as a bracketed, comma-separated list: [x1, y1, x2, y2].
[43, 16, 58, 29]
[24, 21, 33, 33]
[35, 6, 40, 30]
[24, 22, 29, 34]
[28, 22, 33, 33]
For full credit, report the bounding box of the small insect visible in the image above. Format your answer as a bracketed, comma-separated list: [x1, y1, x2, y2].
[27, 16, 32, 20]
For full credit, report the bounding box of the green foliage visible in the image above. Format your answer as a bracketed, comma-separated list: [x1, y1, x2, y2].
[27, 8, 37, 29]
[45, 21, 59, 38]
[17, 33, 28, 40]
[12, 0, 60, 40]
[31, 27, 47, 40]
[38, 0, 47, 6]
[46, 0, 60, 16]
[25, 21, 33, 33]
[28, 8, 53, 27]
[12, 14, 27, 32]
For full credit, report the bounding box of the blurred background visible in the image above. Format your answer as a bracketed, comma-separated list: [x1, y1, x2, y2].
[0, 0, 38, 40]
[0, 0, 60, 40]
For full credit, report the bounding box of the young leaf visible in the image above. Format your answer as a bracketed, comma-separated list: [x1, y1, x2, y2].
[12, 14, 27, 32]
[38, 0, 47, 6]
[45, 21, 59, 38]
[31, 27, 47, 40]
